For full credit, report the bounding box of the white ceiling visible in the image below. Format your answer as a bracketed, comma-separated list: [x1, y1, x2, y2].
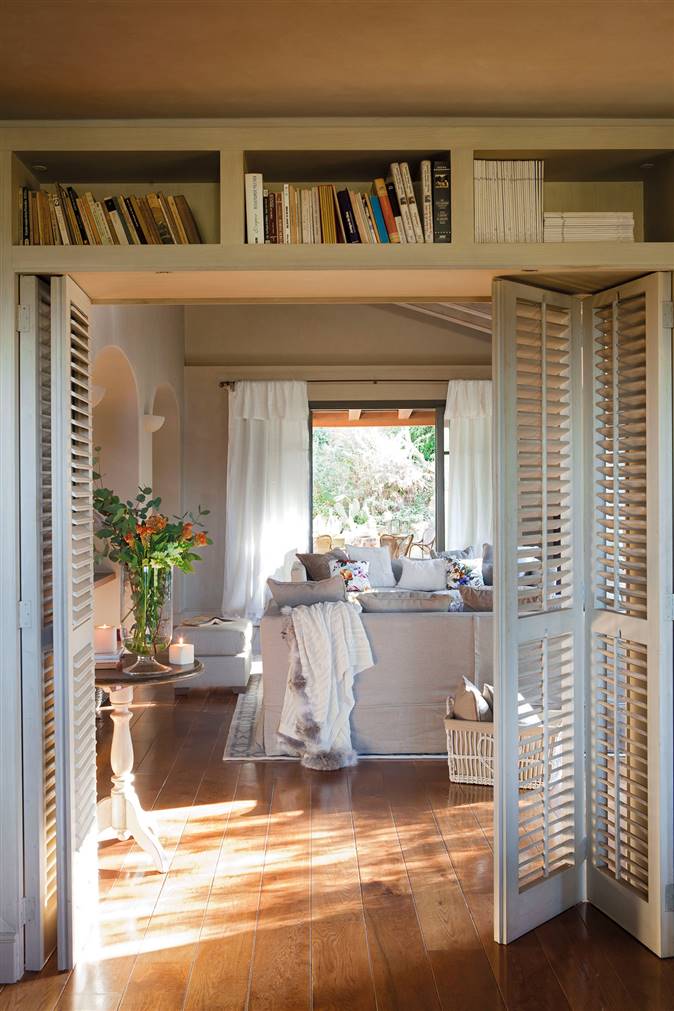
[2, 1, 673, 119]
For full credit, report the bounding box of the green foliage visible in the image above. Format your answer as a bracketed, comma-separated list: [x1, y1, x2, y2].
[312, 425, 435, 536]
[93, 484, 211, 576]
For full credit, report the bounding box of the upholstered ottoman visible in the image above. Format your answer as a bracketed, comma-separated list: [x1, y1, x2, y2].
[173, 619, 252, 691]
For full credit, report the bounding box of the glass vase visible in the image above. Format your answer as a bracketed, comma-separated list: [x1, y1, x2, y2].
[121, 564, 173, 674]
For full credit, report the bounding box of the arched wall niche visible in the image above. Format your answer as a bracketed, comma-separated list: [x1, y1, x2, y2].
[92, 346, 141, 503]
[151, 384, 182, 521]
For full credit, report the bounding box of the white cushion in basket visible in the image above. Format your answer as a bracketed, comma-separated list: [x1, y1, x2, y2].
[452, 676, 493, 722]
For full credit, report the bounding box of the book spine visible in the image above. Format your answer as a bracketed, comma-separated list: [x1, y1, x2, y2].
[311, 187, 322, 244]
[82, 192, 106, 243]
[331, 185, 346, 243]
[390, 164, 415, 243]
[147, 192, 173, 244]
[53, 192, 71, 244]
[420, 160, 433, 242]
[369, 194, 390, 243]
[77, 196, 98, 244]
[22, 188, 29, 244]
[125, 196, 147, 243]
[400, 162, 425, 242]
[282, 184, 291, 243]
[166, 195, 188, 243]
[104, 197, 129, 244]
[432, 160, 451, 243]
[157, 192, 181, 243]
[361, 194, 380, 242]
[244, 173, 264, 244]
[137, 195, 161, 243]
[173, 195, 202, 243]
[263, 189, 270, 242]
[349, 190, 370, 242]
[275, 192, 284, 243]
[266, 192, 278, 243]
[373, 178, 399, 242]
[301, 188, 312, 243]
[47, 194, 60, 244]
[113, 196, 137, 243]
[336, 190, 360, 243]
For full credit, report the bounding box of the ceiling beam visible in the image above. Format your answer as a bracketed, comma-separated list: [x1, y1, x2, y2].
[398, 408, 413, 419]
[348, 408, 362, 421]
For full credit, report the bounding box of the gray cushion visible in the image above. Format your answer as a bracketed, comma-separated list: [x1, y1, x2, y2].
[357, 589, 463, 613]
[391, 558, 403, 582]
[267, 574, 346, 607]
[459, 585, 493, 612]
[296, 549, 347, 581]
[482, 543, 494, 586]
[433, 545, 476, 561]
[174, 620, 251, 656]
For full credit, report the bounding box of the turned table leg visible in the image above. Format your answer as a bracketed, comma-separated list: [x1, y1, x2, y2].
[97, 684, 169, 872]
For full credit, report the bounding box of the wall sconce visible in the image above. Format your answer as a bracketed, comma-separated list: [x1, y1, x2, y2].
[143, 414, 166, 433]
[91, 385, 107, 408]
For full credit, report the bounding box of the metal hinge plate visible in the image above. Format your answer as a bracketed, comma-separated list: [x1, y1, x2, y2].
[17, 304, 31, 333]
[18, 600, 32, 629]
[663, 301, 674, 329]
[20, 897, 36, 926]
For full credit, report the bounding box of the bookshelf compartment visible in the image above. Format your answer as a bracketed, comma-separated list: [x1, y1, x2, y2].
[13, 150, 220, 246]
[243, 150, 451, 246]
[473, 149, 674, 244]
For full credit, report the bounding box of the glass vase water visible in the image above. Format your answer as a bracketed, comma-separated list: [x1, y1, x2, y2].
[121, 564, 173, 674]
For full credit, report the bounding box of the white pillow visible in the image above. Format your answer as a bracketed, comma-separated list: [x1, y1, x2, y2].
[345, 545, 395, 587]
[397, 556, 447, 591]
[452, 676, 493, 722]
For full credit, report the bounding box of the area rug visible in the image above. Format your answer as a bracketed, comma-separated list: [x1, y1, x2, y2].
[222, 670, 443, 762]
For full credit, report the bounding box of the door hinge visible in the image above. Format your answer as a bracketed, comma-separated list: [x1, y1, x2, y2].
[664, 594, 674, 622]
[17, 304, 31, 334]
[665, 883, 674, 912]
[663, 301, 674, 329]
[18, 599, 32, 629]
[20, 897, 36, 926]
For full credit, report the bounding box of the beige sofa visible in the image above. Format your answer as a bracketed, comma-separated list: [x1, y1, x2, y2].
[260, 602, 493, 755]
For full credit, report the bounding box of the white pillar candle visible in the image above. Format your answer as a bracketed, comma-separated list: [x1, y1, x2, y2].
[169, 637, 194, 666]
[94, 624, 118, 654]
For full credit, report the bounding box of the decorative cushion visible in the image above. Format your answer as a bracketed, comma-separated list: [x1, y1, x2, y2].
[459, 585, 493, 612]
[173, 619, 251, 656]
[446, 557, 484, 589]
[331, 559, 372, 592]
[433, 545, 476, 561]
[296, 548, 347, 581]
[452, 676, 493, 722]
[397, 556, 448, 591]
[482, 543, 494, 586]
[267, 574, 346, 607]
[482, 682, 494, 709]
[345, 545, 396, 587]
[357, 589, 463, 612]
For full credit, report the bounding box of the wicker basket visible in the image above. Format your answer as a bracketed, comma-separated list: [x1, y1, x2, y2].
[444, 714, 552, 789]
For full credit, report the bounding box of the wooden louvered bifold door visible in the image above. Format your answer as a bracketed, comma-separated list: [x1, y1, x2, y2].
[51, 277, 98, 971]
[19, 277, 58, 970]
[493, 279, 585, 943]
[585, 273, 674, 957]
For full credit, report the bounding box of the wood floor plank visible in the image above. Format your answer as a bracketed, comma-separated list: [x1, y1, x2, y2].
[311, 772, 377, 1011]
[418, 761, 572, 1011]
[248, 763, 312, 1011]
[535, 907, 637, 1011]
[350, 762, 442, 1011]
[182, 762, 275, 1011]
[383, 762, 504, 1010]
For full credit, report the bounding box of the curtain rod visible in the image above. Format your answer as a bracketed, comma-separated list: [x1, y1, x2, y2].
[219, 378, 452, 389]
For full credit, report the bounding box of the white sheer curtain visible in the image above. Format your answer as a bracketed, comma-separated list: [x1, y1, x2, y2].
[222, 380, 310, 620]
[445, 379, 493, 550]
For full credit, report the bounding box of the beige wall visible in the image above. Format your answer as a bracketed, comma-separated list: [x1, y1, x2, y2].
[91, 304, 186, 624]
[182, 303, 490, 612]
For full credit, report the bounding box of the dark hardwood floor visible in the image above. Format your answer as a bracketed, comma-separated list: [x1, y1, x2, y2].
[1, 685, 673, 1010]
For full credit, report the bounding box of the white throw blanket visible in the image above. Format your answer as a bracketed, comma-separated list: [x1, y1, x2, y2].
[278, 601, 373, 770]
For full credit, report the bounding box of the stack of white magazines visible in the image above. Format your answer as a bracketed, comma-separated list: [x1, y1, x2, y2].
[544, 211, 634, 242]
[474, 159, 544, 242]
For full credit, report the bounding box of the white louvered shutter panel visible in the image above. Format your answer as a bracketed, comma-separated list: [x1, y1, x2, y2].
[19, 278, 58, 969]
[585, 273, 674, 957]
[493, 280, 585, 942]
[51, 277, 98, 971]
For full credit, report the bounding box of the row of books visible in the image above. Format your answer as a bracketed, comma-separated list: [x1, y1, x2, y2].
[543, 211, 635, 242]
[19, 185, 203, 245]
[245, 160, 451, 244]
[474, 160, 544, 243]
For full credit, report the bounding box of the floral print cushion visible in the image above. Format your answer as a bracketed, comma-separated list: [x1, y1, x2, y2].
[446, 557, 484, 590]
[330, 558, 372, 592]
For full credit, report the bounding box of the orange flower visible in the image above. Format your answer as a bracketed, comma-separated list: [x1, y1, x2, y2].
[124, 532, 135, 547]
[146, 514, 167, 533]
[182, 522, 193, 540]
[194, 531, 208, 547]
